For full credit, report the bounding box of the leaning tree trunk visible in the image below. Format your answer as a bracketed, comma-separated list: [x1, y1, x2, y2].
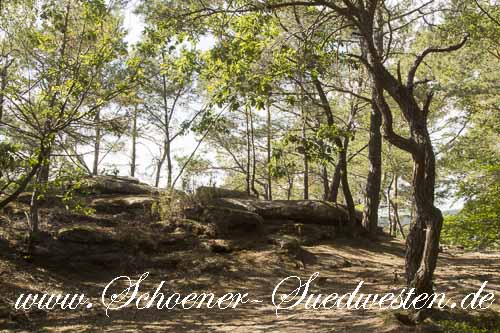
[339, 137, 357, 230]
[405, 127, 444, 301]
[328, 162, 342, 202]
[362, 96, 383, 236]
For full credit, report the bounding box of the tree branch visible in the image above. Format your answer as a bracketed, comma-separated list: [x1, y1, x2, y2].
[407, 36, 468, 87]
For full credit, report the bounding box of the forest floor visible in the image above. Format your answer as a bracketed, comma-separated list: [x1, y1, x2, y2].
[0, 211, 499, 333]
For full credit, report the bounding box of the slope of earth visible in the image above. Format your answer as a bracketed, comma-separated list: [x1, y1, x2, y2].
[0, 225, 499, 333]
[0, 179, 499, 332]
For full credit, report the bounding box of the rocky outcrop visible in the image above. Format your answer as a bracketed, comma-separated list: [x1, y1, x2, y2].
[57, 225, 117, 244]
[201, 198, 360, 226]
[89, 195, 157, 214]
[200, 205, 264, 237]
[80, 176, 159, 196]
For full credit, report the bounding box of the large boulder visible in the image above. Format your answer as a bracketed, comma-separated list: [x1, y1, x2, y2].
[206, 199, 359, 226]
[80, 176, 158, 196]
[200, 206, 263, 237]
[252, 200, 357, 225]
[89, 195, 157, 214]
[57, 225, 117, 244]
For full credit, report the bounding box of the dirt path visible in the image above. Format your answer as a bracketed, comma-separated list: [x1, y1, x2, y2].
[1, 234, 499, 333]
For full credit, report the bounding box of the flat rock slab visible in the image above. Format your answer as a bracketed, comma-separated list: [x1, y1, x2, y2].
[89, 195, 158, 214]
[210, 198, 360, 226]
[80, 176, 158, 196]
[57, 225, 117, 244]
[200, 206, 264, 237]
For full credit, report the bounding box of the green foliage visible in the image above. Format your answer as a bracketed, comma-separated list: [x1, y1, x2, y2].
[437, 311, 500, 333]
[440, 98, 499, 249]
[0, 142, 20, 174]
[442, 186, 500, 249]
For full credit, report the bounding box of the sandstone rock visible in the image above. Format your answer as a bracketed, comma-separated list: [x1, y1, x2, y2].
[252, 200, 355, 225]
[209, 197, 257, 211]
[275, 237, 318, 269]
[89, 195, 157, 214]
[208, 239, 235, 253]
[200, 206, 263, 237]
[80, 176, 158, 196]
[173, 219, 216, 238]
[57, 225, 117, 244]
[203, 199, 358, 226]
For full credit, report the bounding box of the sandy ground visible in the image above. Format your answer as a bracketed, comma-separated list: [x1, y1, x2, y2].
[0, 218, 499, 332]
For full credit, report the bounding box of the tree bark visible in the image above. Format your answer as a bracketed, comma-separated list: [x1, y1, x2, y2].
[160, 61, 173, 188]
[245, 107, 251, 195]
[92, 109, 101, 176]
[286, 174, 293, 200]
[249, 107, 259, 197]
[302, 111, 309, 200]
[387, 175, 393, 236]
[339, 137, 356, 230]
[321, 166, 329, 201]
[328, 162, 342, 202]
[0, 58, 9, 122]
[371, 60, 444, 302]
[405, 128, 443, 302]
[390, 175, 406, 237]
[267, 103, 273, 200]
[130, 106, 138, 178]
[362, 95, 383, 236]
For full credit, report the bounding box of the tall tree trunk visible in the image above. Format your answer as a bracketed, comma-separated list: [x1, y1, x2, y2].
[267, 103, 273, 200]
[390, 175, 406, 238]
[364, 22, 452, 303]
[130, 106, 138, 178]
[245, 107, 251, 195]
[155, 140, 167, 188]
[159, 51, 174, 188]
[312, 77, 347, 205]
[390, 174, 405, 237]
[302, 112, 309, 200]
[362, 96, 383, 236]
[29, 172, 41, 235]
[166, 141, 172, 189]
[249, 108, 259, 197]
[286, 174, 293, 200]
[321, 166, 329, 201]
[92, 109, 101, 176]
[387, 176, 393, 236]
[372, 73, 444, 304]
[328, 162, 342, 202]
[405, 128, 443, 302]
[27, 144, 50, 245]
[39, 156, 50, 182]
[339, 137, 356, 230]
[0, 60, 9, 122]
